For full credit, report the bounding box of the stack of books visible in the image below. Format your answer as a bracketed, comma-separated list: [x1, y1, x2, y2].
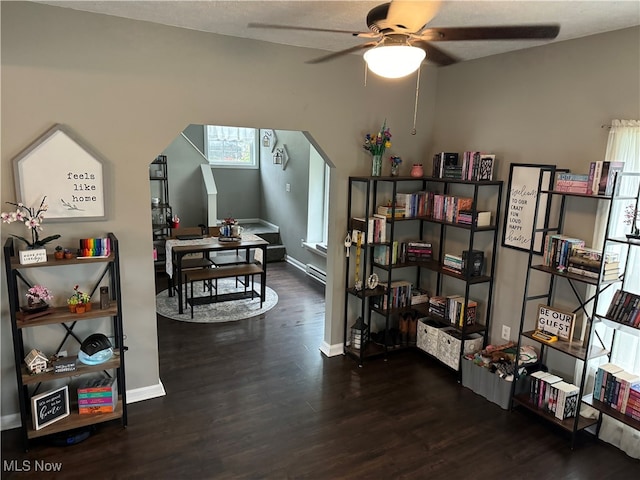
[554, 172, 590, 194]
[594, 363, 640, 419]
[404, 241, 432, 262]
[443, 253, 463, 274]
[78, 377, 118, 414]
[456, 210, 491, 227]
[376, 204, 405, 218]
[567, 247, 620, 280]
[605, 290, 640, 328]
[427, 296, 447, 319]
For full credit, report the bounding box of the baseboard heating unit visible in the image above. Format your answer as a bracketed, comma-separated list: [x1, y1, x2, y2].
[305, 264, 326, 284]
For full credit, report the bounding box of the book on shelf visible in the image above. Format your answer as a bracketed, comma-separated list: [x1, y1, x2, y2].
[410, 289, 430, 305]
[553, 381, 580, 420]
[588, 161, 625, 196]
[612, 371, 640, 412]
[432, 152, 459, 178]
[594, 363, 624, 402]
[377, 204, 406, 218]
[606, 290, 640, 327]
[555, 173, 590, 194]
[539, 374, 563, 411]
[462, 250, 484, 277]
[598, 161, 625, 196]
[543, 234, 585, 271]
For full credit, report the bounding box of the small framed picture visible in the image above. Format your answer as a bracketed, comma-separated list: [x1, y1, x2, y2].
[31, 385, 70, 430]
[537, 304, 576, 342]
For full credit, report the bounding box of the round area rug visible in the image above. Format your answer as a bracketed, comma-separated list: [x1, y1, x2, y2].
[156, 278, 278, 323]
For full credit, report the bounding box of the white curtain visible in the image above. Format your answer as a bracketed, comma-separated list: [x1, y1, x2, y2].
[587, 119, 640, 458]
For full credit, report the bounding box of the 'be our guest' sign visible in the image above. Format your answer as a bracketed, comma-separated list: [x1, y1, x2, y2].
[537, 304, 576, 341]
[13, 125, 107, 222]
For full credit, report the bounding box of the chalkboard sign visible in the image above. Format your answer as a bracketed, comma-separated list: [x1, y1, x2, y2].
[502, 163, 555, 254]
[31, 386, 70, 430]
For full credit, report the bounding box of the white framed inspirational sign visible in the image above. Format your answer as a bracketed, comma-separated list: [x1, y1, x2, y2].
[13, 124, 108, 222]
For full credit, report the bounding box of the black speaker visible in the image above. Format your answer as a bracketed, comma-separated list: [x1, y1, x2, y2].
[100, 286, 110, 309]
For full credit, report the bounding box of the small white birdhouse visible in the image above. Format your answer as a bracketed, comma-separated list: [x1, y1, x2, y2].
[24, 349, 48, 374]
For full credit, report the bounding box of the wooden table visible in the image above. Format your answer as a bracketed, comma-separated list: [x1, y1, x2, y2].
[165, 234, 268, 314]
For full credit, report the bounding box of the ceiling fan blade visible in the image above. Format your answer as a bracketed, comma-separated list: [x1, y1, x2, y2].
[248, 22, 376, 38]
[419, 25, 560, 42]
[306, 42, 379, 64]
[412, 40, 458, 66]
[386, 0, 442, 33]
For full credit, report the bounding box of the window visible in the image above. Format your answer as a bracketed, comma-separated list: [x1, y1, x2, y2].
[204, 125, 258, 168]
[306, 146, 329, 251]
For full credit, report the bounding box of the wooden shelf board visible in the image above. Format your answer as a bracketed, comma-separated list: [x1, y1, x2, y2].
[512, 394, 598, 432]
[9, 252, 115, 270]
[521, 330, 608, 360]
[596, 316, 640, 336]
[17, 305, 118, 329]
[582, 394, 640, 430]
[21, 350, 121, 385]
[28, 397, 123, 439]
[530, 264, 600, 285]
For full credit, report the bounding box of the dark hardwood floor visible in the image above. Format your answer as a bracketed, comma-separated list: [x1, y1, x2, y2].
[2, 263, 638, 479]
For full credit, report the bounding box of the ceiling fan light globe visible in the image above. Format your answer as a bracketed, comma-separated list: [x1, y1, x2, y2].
[363, 45, 426, 79]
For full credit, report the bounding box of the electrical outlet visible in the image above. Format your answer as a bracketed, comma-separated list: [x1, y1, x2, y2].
[286, 183, 291, 192]
[301, 238, 305, 247]
[501, 325, 511, 341]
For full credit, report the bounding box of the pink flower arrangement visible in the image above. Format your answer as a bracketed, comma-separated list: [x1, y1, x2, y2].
[26, 285, 53, 304]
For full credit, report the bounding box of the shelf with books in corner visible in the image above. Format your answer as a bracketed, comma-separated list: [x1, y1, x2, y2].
[344, 174, 503, 369]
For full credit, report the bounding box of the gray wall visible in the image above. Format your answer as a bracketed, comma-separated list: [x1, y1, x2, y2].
[430, 26, 640, 378]
[1, 1, 436, 420]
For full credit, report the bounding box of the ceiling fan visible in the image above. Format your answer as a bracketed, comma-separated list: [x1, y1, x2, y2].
[249, 0, 560, 78]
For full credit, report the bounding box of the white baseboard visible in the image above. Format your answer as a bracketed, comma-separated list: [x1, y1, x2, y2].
[1, 381, 167, 431]
[126, 380, 166, 404]
[319, 341, 344, 357]
[1, 413, 22, 431]
[285, 255, 306, 273]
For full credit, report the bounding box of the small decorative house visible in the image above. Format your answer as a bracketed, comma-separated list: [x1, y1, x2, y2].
[24, 348, 48, 374]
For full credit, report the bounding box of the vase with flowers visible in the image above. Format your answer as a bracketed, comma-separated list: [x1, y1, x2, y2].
[389, 156, 402, 176]
[363, 121, 392, 177]
[1, 197, 60, 249]
[23, 285, 53, 314]
[624, 203, 640, 241]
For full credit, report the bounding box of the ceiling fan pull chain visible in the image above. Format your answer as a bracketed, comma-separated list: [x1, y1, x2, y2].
[411, 66, 421, 135]
[364, 61, 368, 87]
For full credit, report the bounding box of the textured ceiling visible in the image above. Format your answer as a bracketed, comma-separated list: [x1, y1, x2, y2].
[35, 1, 640, 64]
